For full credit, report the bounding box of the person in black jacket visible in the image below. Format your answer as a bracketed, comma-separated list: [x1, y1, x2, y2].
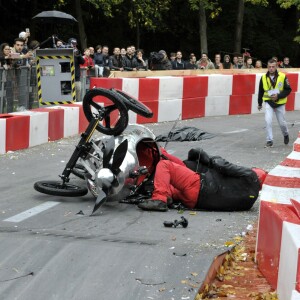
[109, 47, 124, 71]
[122, 46, 138, 71]
[68, 38, 85, 101]
[171, 51, 186, 70]
[138, 148, 267, 212]
[150, 50, 172, 70]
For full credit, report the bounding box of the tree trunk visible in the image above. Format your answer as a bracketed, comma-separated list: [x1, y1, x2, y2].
[75, 0, 87, 50]
[136, 21, 140, 49]
[199, 3, 208, 54]
[234, 0, 244, 54]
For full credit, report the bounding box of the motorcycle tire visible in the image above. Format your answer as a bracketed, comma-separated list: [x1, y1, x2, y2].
[112, 89, 153, 118]
[34, 181, 88, 197]
[71, 164, 87, 180]
[83, 88, 129, 136]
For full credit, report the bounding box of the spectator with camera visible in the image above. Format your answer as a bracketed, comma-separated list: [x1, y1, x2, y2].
[196, 53, 215, 70]
[150, 50, 172, 70]
[11, 38, 33, 68]
[18, 30, 30, 54]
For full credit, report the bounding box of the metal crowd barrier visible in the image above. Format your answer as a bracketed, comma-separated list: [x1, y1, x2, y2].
[0, 66, 38, 113]
[0, 65, 107, 112]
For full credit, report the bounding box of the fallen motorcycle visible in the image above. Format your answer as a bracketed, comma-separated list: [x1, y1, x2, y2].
[34, 88, 161, 214]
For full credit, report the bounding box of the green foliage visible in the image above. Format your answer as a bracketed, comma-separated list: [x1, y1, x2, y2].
[276, 0, 300, 10]
[276, 0, 300, 43]
[127, 0, 171, 30]
[245, 0, 269, 6]
[85, 0, 123, 17]
[189, 0, 222, 18]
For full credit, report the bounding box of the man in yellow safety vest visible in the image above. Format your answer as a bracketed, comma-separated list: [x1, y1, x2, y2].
[258, 58, 292, 147]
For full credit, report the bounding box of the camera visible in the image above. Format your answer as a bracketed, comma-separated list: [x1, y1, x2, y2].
[149, 52, 164, 64]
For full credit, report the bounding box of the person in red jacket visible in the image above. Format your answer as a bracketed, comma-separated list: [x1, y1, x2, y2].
[80, 48, 95, 75]
[138, 148, 267, 212]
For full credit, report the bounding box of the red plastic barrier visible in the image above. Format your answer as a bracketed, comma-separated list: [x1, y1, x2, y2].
[256, 201, 300, 289]
[229, 95, 252, 115]
[138, 78, 159, 124]
[0, 114, 30, 151]
[232, 74, 256, 96]
[182, 97, 205, 119]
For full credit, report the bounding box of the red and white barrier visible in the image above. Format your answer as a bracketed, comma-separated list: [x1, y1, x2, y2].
[0, 105, 84, 154]
[90, 72, 300, 122]
[256, 133, 300, 300]
[0, 73, 299, 154]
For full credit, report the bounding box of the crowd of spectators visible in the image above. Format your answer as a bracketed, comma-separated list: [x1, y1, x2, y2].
[0, 30, 295, 75]
[77, 44, 295, 76]
[0, 31, 296, 105]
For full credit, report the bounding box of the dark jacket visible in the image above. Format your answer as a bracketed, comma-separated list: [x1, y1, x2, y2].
[183, 148, 260, 211]
[74, 52, 85, 81]
[94, 53, 109, 67]
[172, 59, 186, 70]
[122, 55, 138, 71]
[151, 59, 172, 70]
[109, 55, 123, 70]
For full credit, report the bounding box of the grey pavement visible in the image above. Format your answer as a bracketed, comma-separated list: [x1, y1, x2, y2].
[0, 111, 299, 300]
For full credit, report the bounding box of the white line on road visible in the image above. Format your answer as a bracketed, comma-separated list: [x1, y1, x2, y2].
[3, 201, 60, 223]
[222, 129, 249, 134]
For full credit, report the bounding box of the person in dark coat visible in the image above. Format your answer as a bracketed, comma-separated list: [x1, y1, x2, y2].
[150, 50, 172, 70]
[68, 38, 85, 101]
[138, 148, 267, 212]
[122, 46, 138, 71]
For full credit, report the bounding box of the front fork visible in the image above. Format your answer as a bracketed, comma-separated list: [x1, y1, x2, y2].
[60, 118, 100, 184]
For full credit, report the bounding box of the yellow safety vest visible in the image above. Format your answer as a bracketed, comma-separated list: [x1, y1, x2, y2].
[262, 72, 287, 105]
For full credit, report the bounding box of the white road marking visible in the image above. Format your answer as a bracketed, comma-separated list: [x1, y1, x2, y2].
[3, 201, 60, 223]
[222, 129, 248, 134]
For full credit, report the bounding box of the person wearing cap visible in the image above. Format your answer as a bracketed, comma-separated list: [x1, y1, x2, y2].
[150, 50, 172, 70]
[68, 38, 85, 101]
[138, 147, 267, 212]
[18, 31, 30, 53]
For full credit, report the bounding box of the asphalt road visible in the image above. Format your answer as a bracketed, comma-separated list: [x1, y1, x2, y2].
[0, 111, 299, 300]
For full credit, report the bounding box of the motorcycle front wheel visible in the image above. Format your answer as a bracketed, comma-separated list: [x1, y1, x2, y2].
[34, 181, 88, 197]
